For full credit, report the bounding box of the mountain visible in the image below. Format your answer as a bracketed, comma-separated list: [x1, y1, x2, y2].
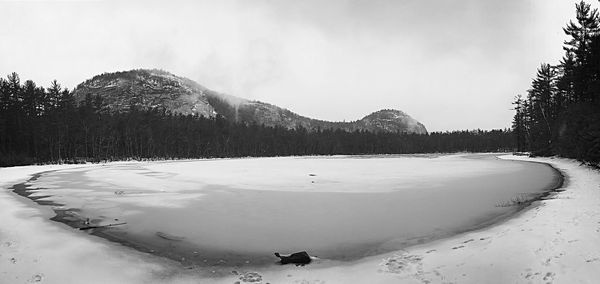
[72, 69, 427, 134]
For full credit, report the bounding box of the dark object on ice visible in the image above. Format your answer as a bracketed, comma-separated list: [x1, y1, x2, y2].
[274, 251, 312, 266]
[79, 222, 127, 230]
[156, 231, 185, 241]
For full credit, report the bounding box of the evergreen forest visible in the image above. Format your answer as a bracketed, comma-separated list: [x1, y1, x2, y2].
[512, 1, 600, 164]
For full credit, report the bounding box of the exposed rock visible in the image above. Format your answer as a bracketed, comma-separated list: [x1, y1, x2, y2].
[275, 251, 312, 266]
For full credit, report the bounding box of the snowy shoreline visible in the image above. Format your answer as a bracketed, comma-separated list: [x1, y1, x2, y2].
[1, 155, 599, 283]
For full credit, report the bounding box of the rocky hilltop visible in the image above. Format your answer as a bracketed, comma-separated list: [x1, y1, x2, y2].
[73, 69, 427, 134]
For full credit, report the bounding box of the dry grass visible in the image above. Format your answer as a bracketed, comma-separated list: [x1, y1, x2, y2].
[496, 193, 536, 207]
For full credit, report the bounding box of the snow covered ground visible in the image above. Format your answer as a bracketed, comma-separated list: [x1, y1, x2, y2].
[1, 155, 599, 283]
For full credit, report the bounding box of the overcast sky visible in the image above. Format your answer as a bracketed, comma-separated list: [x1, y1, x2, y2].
[0, 0, 584, 131]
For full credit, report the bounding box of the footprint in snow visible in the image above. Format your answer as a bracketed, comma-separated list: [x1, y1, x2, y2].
[542, 258, 552, 266]
[27, 274, 43, 283]
[238, 272, 262, 283]
[294, 280, 326, 284]
[543, 272, 555, 283]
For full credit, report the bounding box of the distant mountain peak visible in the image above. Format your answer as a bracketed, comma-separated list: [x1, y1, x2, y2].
[72, 69, 427, 134]
[360, 109, 427, 134]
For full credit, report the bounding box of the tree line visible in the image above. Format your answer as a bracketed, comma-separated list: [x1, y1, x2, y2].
[513, 1, 600, 164]
[0, 73, 514, 166]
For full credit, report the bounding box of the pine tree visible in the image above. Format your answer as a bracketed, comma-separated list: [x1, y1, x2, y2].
[45, 80, 62, 113]
[511, 95, 527, 152]
[563, 1, 600, 102]
[526, 63, 557, 153]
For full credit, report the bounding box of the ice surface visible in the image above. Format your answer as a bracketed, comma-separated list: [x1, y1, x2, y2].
[14, 154, 558, 268]
[3, 154, 594, 284]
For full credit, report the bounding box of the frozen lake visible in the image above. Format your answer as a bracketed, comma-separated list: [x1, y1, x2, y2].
[14, 154, 561, 268]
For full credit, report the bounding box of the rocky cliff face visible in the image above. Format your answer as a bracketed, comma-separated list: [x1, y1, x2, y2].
[73, 69, 217, 117]
[73, 69, 427, 134]
[357, 109, 427, 134]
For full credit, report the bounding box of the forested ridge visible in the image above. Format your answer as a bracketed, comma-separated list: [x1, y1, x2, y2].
[0, 73, 512, 166]
[513, 1, 600, 164]
[73, 68, 429, 134]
